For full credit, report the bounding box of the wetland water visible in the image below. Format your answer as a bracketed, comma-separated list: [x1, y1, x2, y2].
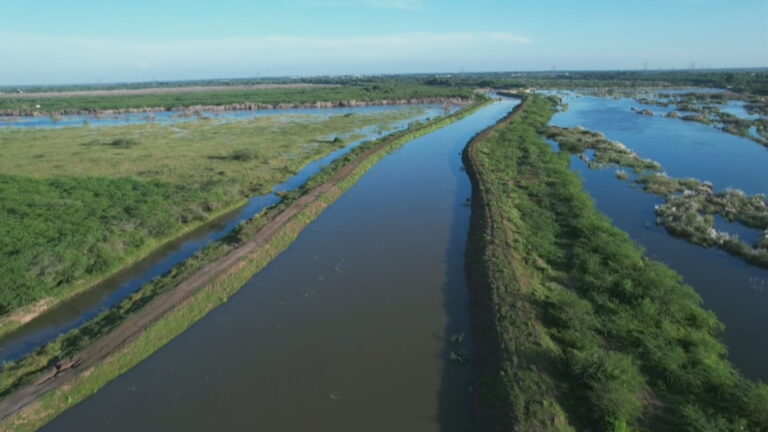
[0, 105, 443, 129]
[0, 104, 448, 364]
[41, 99, 518, 431]
[551, 93, 768, 382]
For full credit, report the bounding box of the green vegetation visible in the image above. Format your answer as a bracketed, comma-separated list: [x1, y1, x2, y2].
[544, 119, 768, 269]
[0, 107, 427, 321]
[631, 107, 655, 116]
[635, 173, 702, 196]
[638, 174, 768, 268]
[6, 69, 768, 95]
[465, 95, 768, 431]
[544, 125, 661, 172]
[6, 70, 767, 117]
[0, 99, 492, 431]
[413, 70, 768, 95]
[0, 77, 303, 94]
[633, 91, 768, 147]
[0, 84, 473, 115]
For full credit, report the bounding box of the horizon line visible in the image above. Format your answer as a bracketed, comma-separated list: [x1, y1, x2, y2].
[2, 66, 767, 89]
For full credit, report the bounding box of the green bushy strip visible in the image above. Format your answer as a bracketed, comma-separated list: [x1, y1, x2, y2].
[0, 175, 233, 314]
[544, 126, 660, 172]
[0, 84, 473, 115]
[633, 91, 768, 147]
[466, 95, 768, 431]
[637, 175, 768, 268]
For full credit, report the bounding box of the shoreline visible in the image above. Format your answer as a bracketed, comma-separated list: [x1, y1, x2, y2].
[462, 97, 529, 431]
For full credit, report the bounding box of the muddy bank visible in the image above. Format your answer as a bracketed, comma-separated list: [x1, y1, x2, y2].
[0, 97, 470, 117]
[462, 98, 528, 431]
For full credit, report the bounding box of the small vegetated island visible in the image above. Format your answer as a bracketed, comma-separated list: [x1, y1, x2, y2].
[629, 91, 768, 147]
[465, 94, 767, 431]
[544, 124, 768, 269]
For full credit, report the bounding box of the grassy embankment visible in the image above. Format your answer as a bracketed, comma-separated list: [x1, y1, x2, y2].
[465, 95, 768, 431]
[0, 99, 491, 431]
[0, 107, 428, 333]
[0, 83, 472, 115]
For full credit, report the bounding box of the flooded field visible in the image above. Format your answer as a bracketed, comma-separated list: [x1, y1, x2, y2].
[0, 105, 444, 129]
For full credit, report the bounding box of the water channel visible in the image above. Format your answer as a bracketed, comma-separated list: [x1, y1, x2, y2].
[41, 99, 518, 431]
[0, 104, 447, 363]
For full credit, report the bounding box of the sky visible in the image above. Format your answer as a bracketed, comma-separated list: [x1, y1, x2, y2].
[0, 0, 766, 85]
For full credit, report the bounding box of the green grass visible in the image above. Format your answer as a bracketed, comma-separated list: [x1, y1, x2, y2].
[429, 70, 768, 95]
[632, 91, 768, 147]
[545, 120, 768, 269]
[636, 173, 703, 196]
[545, 125, 661, 172]
[0, 84, 473, 115]
[465, 95, 768, 431]
[0, 107, 428, 318]
[637, 175, 768, 268]
[0, 99, 492, 431]
[0, 109, 427, 184]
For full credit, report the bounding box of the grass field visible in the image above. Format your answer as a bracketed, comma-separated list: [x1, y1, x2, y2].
[464, 95, 767, 431]
[0, 84, 473, 115]
[0, 107, 427, 317]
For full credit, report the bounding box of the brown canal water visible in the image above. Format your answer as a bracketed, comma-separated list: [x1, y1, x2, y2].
[41, 99, 519, 431]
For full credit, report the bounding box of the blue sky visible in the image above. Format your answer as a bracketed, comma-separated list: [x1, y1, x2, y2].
[1, 0, 765, 85]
